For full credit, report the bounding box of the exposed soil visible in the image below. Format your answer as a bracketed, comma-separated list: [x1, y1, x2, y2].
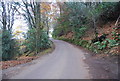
[72, 44, 119, 79]
[81, 21, 116, 40]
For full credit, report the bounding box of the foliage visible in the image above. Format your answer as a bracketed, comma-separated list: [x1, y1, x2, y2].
[106, 39, 119, 48]
[39, 31, 51, 50]
[53, 2, 120, 55]
[25, 28, 51, 53]
[0, 2, 20, 61]
[93, 38, 119, 53]
[25, 28, 36, 52]
[53, 2, 88, 39]
[0, 2, 52, 61]
[112, 28, 120, 42]
[53, 2, 120, 38]
[21, 1, 52, 54]
[94, 41, 107, 50]
[58, 36, 119, 54]
[73, 26, 87, 39]
[2, 30, 19, 61]
[99, 2, 120, 21]
[52, 27, 65, 38]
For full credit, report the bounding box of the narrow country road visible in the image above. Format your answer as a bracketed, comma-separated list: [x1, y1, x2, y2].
[10, 40, 90, 79]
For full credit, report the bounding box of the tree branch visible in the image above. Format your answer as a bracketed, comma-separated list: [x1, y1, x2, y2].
[115, 15, 120, 26]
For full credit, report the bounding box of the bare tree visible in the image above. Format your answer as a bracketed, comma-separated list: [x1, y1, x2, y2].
[0, 1, 19, 31]
[0, 1, 20, 60]
[20, 0, 42, 54]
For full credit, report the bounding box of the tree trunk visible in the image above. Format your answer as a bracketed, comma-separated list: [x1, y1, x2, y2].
[47, 17, 49, 36]
[93, 18, 98, 38]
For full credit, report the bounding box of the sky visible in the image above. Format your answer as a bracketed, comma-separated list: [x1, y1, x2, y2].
[12, 6, 28, 39]
[13, 16, 28, 39]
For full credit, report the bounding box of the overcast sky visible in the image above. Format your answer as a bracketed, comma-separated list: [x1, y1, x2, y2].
[12, 5, 28, 39]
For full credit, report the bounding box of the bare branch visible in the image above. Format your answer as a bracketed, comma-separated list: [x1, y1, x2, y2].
[115, 15, 120, 26]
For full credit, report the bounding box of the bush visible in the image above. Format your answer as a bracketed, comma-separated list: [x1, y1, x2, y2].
[2, 30, 19, 61]
[58, 37, 99, 53]
[25, 29, 51, 54]
[79, 40, 89, 47]
[40, 31, 51, 50]
[106, 39, 119, 48]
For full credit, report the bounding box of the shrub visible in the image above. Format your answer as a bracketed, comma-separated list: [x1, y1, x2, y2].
[25, 29, 51, 53]
[2, 30, 19, 61]
[106, 39, 119, 48]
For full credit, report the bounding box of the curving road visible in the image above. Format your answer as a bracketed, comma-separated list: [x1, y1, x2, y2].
[10, 40, 90, 79]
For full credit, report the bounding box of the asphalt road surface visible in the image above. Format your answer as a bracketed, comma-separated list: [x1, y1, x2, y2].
[10, 40, 90, 79]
